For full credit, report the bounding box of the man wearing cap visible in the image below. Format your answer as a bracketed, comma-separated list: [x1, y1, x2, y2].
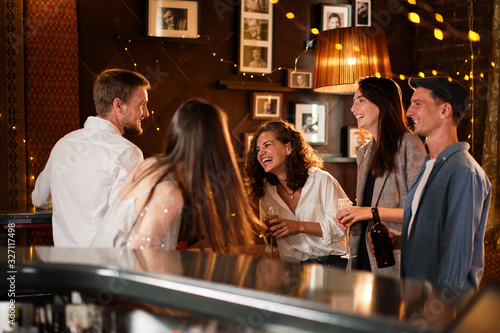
[400, 76, 491, 290]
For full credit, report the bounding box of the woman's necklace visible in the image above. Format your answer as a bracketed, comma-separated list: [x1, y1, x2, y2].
[279, 182, 296, 199]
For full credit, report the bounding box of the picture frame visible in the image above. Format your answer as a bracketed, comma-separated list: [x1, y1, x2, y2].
[321, 4, 351, 31]
[147, 0, 199, 38]
[288, 70, 313, 89]
[244, 133, 254, 156]
[253, 92, 282, 119]
[239, 0, 273, 73]
[353, 0, 371, 27]
[292, 102, 328, 145]
[346, 126, 372, 158]
[347, 127, 360, 158]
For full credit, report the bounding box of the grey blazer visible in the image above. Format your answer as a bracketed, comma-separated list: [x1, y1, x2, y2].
[348, 132, 426, 277]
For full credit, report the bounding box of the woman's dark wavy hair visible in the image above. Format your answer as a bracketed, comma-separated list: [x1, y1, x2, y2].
[357, 77, 410, 177]
[136, 99, 258, 252]
[244, 120, 324, 199]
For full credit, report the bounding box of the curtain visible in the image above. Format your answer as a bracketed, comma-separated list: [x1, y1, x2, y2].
[483, 0, 500, 250]
[0, 0, 26, 209]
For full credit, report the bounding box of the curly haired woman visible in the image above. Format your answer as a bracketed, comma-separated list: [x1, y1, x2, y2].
[244, 120, 348, 267]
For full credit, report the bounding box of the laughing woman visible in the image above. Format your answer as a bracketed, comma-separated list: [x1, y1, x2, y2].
[335, 77, 426, 277]
[244, 120, 348, 268]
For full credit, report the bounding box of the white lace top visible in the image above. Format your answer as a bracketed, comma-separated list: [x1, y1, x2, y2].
[91, 158, 183, 250]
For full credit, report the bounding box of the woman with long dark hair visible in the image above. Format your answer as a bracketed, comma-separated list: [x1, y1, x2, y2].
[93, 99, 258, 252]
[245, 120, 348, 267]
[335, 77, 426, 277]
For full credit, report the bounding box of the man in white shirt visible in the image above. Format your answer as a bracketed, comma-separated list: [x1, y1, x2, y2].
[32, 68, 150, 247]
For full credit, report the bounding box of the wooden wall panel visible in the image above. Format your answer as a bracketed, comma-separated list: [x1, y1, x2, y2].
[76, 0, 416, 201]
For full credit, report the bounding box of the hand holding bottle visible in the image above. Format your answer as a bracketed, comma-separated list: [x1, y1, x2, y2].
[370, 207, 396, 268]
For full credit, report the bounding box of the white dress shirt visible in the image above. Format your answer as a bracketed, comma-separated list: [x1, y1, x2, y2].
[32, 116, 143, 247]
[259, 167, 347, 263]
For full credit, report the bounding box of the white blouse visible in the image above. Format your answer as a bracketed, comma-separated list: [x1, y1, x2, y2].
[259, 167, 347, 263]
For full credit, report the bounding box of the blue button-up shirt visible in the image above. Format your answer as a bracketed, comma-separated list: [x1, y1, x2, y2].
[401, 142, 491, 290]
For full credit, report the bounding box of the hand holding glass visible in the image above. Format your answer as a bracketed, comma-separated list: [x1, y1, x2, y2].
[338, 198, 356, 259]
[264, 206, 278, 258]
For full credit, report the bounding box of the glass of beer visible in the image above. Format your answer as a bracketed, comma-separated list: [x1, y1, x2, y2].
[264, 206, 278, 258]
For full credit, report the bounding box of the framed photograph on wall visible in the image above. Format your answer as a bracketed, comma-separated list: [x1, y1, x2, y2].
[347, 127, 360, 158]
[346, 126, 372, 158]
[244, 133, 254, 156]
[288, 70, 313, 89]
[321, 4, 351, 31]
[354, 0, 371, 27]
[292, 102, 328, 145]
[253, 92, 283, 119]
[239, 0, 273, 73]
[147, 0, 199, 38]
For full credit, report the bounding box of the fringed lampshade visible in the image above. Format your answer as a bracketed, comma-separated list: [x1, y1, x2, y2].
[313, 27, 392, 94]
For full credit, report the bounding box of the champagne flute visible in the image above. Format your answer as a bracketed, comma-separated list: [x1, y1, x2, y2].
[338, 198, 356, 259]
[265, 206, 278, 259]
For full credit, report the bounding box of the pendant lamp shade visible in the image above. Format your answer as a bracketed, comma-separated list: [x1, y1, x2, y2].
[313, 27, 392, 94]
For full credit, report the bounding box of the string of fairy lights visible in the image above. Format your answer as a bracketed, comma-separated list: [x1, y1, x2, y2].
[1, 0, 488, 185]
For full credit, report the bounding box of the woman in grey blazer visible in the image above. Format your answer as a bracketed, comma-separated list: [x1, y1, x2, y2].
[335, 77, 426, 278]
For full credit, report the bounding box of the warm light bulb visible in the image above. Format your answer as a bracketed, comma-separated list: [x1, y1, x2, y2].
[375, 72, 381, 78]
[408, 0, 416, 4]
[418, 72, 425, 78]
[271, 0, 279, 3]
[354, 46, 360, 52]
[468, 30, 480, 42]
[347, 58, 356, 65]
[432, 70, 437, 76]
[408, 12, 420, 23]
[311, 28, 319, 35]
[434, 28, 443, 40]
[360, 55, 366, 61]
[335, 43, 342, 50]
[399, 74, 406, 80]
[464, 74, 470, 80]
[212, 52, 216, 56]
[286, 12, 295, 19]
[156, 127, 160, 131]
[435, 13, 443, 22]
[480, 73, 484, 78]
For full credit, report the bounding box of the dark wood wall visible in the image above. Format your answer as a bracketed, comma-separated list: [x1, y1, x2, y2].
[76, 0, 421, 200]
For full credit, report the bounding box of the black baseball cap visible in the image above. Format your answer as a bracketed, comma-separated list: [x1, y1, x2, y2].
[408, 76, 469, 119]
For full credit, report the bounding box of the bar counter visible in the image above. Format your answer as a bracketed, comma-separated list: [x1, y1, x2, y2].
[1, 246, 485, 332]
[0, 207, 52, 226]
